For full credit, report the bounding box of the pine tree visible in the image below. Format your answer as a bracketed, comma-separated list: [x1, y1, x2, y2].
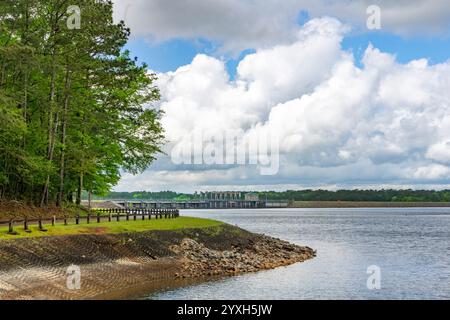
[0, 0, 163, 210]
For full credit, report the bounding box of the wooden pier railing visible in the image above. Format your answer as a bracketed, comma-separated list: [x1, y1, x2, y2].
[0, 208, 180, 235]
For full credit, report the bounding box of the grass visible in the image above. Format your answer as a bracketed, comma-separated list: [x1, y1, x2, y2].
[0, 216, 223, 240]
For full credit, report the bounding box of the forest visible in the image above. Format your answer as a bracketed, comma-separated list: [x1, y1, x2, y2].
[0, 0, 163, 211]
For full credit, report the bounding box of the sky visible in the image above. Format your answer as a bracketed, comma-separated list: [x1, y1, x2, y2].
[111, 0, 450, 193]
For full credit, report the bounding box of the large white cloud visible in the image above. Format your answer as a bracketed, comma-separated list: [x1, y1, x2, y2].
[157, 18, 347, 143]
[113, 0, 450, 52]
[116, 17, 450, 192]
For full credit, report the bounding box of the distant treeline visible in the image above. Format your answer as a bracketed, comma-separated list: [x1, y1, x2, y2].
[258, 190, 450, 202]
[92, 190, 450, 202]
[90, 191, 192, 201]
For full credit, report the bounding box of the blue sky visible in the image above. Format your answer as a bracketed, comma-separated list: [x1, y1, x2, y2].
[126, 39, 256, 79]
[126, 25, 450, 77]
[113, 1, 450, 192]
[342, 32, 450, 67]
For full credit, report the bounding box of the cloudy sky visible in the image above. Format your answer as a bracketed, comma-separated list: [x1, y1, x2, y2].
[112, 0, 450, 192]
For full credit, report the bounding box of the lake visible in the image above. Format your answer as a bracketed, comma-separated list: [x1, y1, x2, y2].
[149, 208, 450, 300]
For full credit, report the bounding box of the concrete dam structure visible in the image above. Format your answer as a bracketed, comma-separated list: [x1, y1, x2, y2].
[114, 192, 289, 210]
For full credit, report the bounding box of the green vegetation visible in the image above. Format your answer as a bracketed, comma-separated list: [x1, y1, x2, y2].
[260, 189, 450, 202]
[96, 189, 450, 202]
[90, 191, 195, 201]
[290, 201, 450, 208]
[0, 1, 163, 207]
[0, 217, 223, 240]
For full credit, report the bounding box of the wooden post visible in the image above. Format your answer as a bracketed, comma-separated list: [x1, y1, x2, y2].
[126, 210, 130, 221]
[38, 219, 47, 231]
[52, 216, 56, 226]
[76, 216, 79, 225]
[64, 218, 68, 226]
[8, 220, 15, 235]
[24, 218, 30, 232]
[116, 210, 120, 222]
[97, 212, 101, 223]
[109, 213, 112, 222]
[87, 214, 90, 224]
[134, 210, 137, 221]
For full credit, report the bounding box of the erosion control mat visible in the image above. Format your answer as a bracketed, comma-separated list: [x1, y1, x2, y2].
[0, 224, 315, 300]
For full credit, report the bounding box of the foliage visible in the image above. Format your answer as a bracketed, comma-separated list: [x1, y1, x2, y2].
[0, 0, 163, 207]
[91, 191, 193, 201]
[257, 189, 450, 202]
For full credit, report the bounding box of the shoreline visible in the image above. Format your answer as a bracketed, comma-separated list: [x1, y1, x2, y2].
[288, 201, 450, 208]
[0, 224, 315, 300]
[82, 200, 450, 210]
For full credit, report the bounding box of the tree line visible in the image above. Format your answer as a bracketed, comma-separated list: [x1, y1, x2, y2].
[0, 0, 163, 208]
[257, 189, 450, 202]
[97, 190, 450, 202]
[90, 191, 192, 201]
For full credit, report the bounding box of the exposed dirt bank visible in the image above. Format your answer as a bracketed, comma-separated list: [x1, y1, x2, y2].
[0, 224, 315, 300]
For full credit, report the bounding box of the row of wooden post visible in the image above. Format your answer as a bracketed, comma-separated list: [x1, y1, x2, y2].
[4, 209, 180, 235]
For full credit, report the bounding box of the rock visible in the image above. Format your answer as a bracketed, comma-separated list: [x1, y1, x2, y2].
[170, 235, 315, 280]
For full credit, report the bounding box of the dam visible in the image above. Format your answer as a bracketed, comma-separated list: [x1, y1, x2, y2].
[113, 192, 289, 209]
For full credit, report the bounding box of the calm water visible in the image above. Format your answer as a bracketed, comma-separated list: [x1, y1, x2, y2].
[150, 208, 450, 300]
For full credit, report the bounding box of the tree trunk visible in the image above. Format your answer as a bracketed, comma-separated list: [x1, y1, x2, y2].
[41, 44, 58, 207]
[67, 191, 74, 203]
[88, 190, 92, 213]
[57, 66, 71, 207]
[76, 172, 83, 206]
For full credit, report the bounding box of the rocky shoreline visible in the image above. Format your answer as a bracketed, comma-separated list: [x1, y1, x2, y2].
[172, 236, 315, 278]
[0, 224, 315, 300]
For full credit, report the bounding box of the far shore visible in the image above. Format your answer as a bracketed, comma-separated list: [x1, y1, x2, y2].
[289, 201, 450, 208]
[82, 199, 450, 210]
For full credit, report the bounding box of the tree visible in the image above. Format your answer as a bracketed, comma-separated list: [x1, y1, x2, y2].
[0, 0, 163, 209]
